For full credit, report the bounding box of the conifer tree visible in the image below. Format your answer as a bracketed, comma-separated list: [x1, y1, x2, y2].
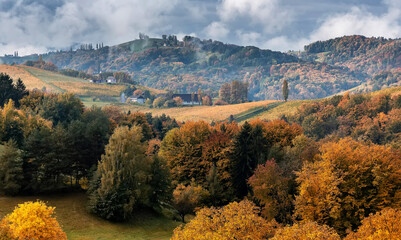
[0, 140, 23, 195]
[231, 121, 260, 198]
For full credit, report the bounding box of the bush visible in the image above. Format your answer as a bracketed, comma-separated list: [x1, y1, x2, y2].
[2, 201, 67, 240]
[213, 99, 228, 105]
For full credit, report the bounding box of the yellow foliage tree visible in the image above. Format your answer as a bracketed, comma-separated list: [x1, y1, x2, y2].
[345, 208, 401, 240]
[2, 201, 67, 240]
[294, 138, 401, 234]
[271, 221, 340, 240]
[171, 200, 279, 240]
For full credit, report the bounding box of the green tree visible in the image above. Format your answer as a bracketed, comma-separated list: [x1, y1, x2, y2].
[282, 79, 289, 101]
[0, 140, 23, 195]
[230, 121, 263, 198]
[0, 73, 16, 107]
[88, 125, 152, 221]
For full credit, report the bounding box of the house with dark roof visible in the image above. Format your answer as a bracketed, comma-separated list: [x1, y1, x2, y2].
[129, 94, 145, 104]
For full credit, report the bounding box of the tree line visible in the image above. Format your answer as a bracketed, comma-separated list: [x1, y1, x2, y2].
[1, 73, 401, 239]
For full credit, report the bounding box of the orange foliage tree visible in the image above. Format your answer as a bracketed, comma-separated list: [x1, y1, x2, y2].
[345, 208, 401, 240]
[271, 221, 340, 240]
[294, 138, 401, 234]
[171, 200, 279, 240]
[1, 201, 67, 240]
[160, 121, 211, 186]
[248, 160, 293, 223]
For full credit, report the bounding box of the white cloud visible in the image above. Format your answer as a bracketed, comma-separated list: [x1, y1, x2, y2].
[0, 0, 182, 55]
[263, 0, 401, 52]
[204, 22, 229, 40]
[309, 2, 401, 42]
[218, 0, 291, 33]
[263, 36, 309, 52]
[236, 31, 262, 46]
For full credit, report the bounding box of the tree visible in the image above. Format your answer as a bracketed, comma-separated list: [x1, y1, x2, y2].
[159, 121, 211, 186]
[283, 79, 289, 101]
[153, 96, 165, 108]
[271, 221, 340, 240]
[171, 200, 279, 240]
[345, 208, 401, 240]
[0, 73, 16, 107]
[0, 140, 23, 195]
[248, 160, 293, 223]
[88, 125, 152, 221]
[2, 201, 67, 240]
[219, 83, 231, 103]
[173, 184, 209, 222]
[230, 121, 262, 198]
[294, 138, 401, 234]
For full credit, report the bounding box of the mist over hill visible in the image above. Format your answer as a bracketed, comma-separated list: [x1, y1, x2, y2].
[1, 35, 400, 100]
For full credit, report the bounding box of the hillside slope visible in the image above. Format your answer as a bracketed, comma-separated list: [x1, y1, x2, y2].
[1, 35, 399, 100]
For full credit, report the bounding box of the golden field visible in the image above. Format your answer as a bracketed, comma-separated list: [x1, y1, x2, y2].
[0, 65, 54, 91]
[119, 100, 276, 122]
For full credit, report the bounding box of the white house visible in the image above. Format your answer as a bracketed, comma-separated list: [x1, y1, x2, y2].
[107, 76, 117, 84]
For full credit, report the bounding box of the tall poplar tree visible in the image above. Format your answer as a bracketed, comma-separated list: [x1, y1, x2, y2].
[282, 79, 289, 101]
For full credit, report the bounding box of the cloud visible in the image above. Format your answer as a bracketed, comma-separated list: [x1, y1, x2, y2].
[263, 0, 401, 51]
[218, 0, 291, 33]
[309, 0, 401, 42]
[0, 0, 182, 55]
[204, 22, 229, 40]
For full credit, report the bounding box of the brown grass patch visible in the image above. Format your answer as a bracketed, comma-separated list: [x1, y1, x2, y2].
[51, 81, 126, 96]
[119, 100, 275, 122]
[0, 65, 54, 91]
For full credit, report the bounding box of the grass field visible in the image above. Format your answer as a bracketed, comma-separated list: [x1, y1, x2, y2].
[19, 66, 127, 97]
[0, 193, 180, 240]
[119, 100, 276, 122]
[0, 65, 54, 91]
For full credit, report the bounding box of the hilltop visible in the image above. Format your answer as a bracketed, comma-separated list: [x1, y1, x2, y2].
[1, 35, 400, 100]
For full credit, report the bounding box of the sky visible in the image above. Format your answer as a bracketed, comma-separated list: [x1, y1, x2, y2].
[0, 0, 400, 56]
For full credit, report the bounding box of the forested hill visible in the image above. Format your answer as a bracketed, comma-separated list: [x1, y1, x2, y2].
[1, 35, 400, 100]
[300, 35, 401, 76]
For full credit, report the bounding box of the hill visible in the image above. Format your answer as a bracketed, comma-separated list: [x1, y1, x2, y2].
[1, 35, 400, 100]
[301, 35, 401, 76]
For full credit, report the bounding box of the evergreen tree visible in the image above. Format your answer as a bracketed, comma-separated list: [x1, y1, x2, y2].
[0, 73, 15, 107]
[14, 78, 28, 106]
[0, 140, 23, 195]
[283, 79, 289, 101]
[88, 125, 152, 221]
[230, 122, 259, 198]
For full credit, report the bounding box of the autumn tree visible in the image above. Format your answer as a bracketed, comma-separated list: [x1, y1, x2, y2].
[345, 208, 401, 240]
[88, 125, 152, 221]
[219, 83, 231, 103]
[282, 79, 289, 101]
[0, 140, 23, 195]
[271, 221, 340, 240]
[248, 160, 293, 223]
[171, 200, 279, 240]
[173, 184, 209, 222]
[159, 121, 211, 186]
[294, 138, 401, 234]
[2, 201, 67, 240]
